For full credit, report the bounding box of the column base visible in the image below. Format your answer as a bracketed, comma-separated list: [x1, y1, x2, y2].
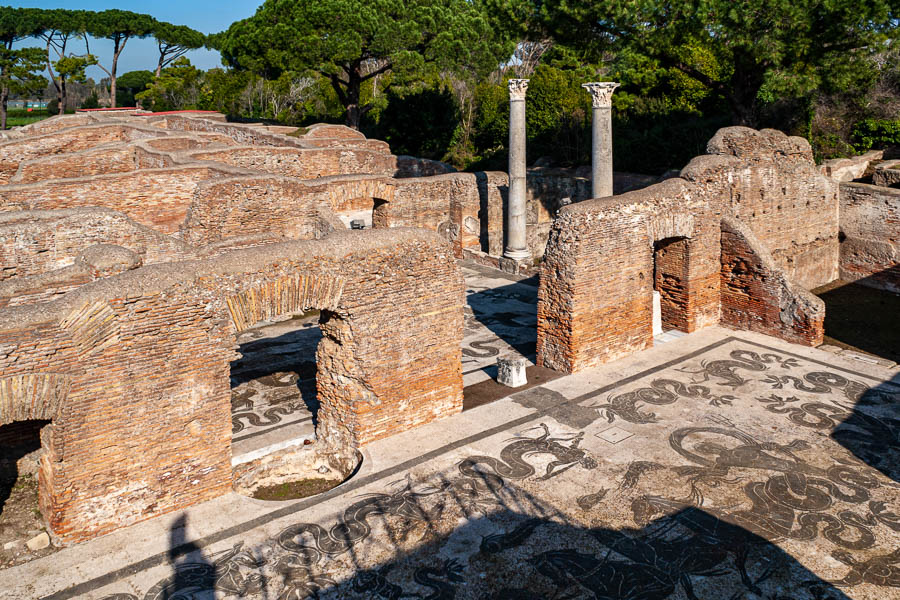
[503, 248, 532, 261]
[499, 255, 532, 275]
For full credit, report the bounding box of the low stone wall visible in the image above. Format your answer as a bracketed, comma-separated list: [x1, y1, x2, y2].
[0, 166, 238, 234]
[720, 217, 824, 345]
[0, 228, 463, 544]
[820, 150, 883, 182]
[184, 176, 340, 245]
[12, 144, 140, 183]
[148, 114, 308, 148]
[0, 208, 192, 281]
[185, 172, 483, 256]
[839, 182, 900, 293]
[873, 160, 900, 188]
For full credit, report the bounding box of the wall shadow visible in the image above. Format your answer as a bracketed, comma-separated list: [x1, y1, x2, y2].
[101, 478, 867, 599]
[0, 420, 47, 515]
[813, 269, 900, 364]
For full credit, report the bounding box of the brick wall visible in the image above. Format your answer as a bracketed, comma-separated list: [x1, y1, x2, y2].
[720, 216, 824, 345]
[184, 176, 339, 245]
[0, 228, 463, 543]
[12, 145, 139, 183]
[0, 208, 192, 280]
[682, 127, 839, 289]
[839, 182, 900, 293]
[0, 166, 234, 234]
[538, 178, 721, 372]
[188, 146, 396, 179]
[537, 127, 836, 373]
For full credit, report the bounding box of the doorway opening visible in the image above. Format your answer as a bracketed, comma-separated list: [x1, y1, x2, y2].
[0, 419, 53, 565]
[653, 237, 690, 336]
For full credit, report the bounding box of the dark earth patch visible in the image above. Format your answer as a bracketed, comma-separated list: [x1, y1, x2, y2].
[252, 478, 341, 501]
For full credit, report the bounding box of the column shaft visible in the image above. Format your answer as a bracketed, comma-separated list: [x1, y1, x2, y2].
[506, 95, 529, 259]
[592, 106, 613, 198]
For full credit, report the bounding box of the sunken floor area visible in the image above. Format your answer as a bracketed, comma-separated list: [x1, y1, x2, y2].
[4, 311, 898, 599]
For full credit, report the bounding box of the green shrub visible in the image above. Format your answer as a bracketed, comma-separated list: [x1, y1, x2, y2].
[80, 94, 99, 109]
[851, 118, 900, 152]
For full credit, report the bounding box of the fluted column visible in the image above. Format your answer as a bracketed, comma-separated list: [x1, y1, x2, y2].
[582, 82, 619, 198]
[505, 79, 530, 261]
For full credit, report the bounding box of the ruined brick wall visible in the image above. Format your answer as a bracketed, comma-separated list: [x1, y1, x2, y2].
[0, 125, 134, 185]
[142, 134, 237, 152]
[11, 145, 140, 183]
[682, 128, 839, 289]
[385, 174, 481, 254]
[538, 127, 836, 373]
[538, 179, 722, 372]
[188, 146, 396, 179]
[150, 115, 307, 147]
[720, 216, 824, 345]
[0, 229, 462, 543]
[839, 182, 900, 293]
[184, 176, 340, 245]
[304, 123, 366, 140]
[0, 208, 192, 280]
[12, 114, 95, 136]
[0, 166, 235, 234]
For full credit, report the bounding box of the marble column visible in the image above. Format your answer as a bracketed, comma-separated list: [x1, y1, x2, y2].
[505, 78, 530, 261]
[582, 82, 619, 198]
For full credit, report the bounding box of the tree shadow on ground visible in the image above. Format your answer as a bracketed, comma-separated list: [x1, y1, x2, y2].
[464, 277, 540, 367]
[831, 372, 900, 485]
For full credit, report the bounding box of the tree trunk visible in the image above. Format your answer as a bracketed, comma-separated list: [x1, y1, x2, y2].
[59, 79, 66, 115]
[1, 86, 8, 130]
[155, 59, 163, 78]
[343, 65, 363, 130]
[345, 104, 361, 129]
[109, 38, 126, 108]
[727, 56, 763, 128]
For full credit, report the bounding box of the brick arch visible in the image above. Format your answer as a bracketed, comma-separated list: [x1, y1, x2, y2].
[647, 213, 695, 243]
[324, 178, 396, 215]
[225, 273, 345, 332]
[0, 373, 70, 426]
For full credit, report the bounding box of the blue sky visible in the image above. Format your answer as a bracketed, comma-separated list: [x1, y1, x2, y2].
[7, 1, 261, 79]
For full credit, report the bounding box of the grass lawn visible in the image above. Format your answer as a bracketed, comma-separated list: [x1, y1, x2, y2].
[2, 109, 53, 129]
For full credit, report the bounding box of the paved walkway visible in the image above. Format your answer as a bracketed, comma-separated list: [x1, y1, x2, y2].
[3, 323, 898, 600]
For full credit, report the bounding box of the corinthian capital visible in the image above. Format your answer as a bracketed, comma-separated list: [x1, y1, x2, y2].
[508, 79, 529, 101]
[582, 82, 619, 108]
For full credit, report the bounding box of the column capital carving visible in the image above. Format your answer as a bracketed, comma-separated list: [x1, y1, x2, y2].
[508, 79, 529, 101]
[582, 82, 619, 108]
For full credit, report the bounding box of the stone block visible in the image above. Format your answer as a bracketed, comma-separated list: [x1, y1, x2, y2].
[497, 354, 528, 387]
[26, 532, 50, 551]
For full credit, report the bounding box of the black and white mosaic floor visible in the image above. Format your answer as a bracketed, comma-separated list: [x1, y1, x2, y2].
[11, 327, 894, 600]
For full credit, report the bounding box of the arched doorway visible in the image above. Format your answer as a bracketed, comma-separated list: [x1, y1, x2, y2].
[224, 274, 360, 497]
